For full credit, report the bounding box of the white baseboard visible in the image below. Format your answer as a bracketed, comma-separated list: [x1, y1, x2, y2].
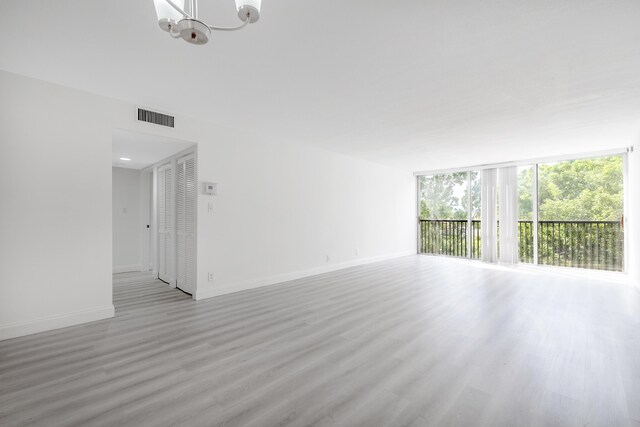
[113, 264, 142, 274]
[0, 305, 115, 341]
[195, 250, 415, 301]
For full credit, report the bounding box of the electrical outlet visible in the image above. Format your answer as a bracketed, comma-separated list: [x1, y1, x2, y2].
[208, 202, 213, 212]
[355, 248, 359, 256]
[208, 272, 214, 282]
[326, 255, 330, 263]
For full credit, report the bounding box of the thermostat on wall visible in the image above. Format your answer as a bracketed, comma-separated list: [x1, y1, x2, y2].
[203, 182, 217, 195]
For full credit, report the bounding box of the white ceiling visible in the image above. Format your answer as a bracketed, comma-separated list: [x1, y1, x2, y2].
[112, 129, 194, 170]
[2, 0, 640, 171]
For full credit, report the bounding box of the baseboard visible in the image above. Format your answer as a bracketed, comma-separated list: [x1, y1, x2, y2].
[113, 264, 142, 274]
[195, 250, 415, 301]
[0, 304, 115, 341]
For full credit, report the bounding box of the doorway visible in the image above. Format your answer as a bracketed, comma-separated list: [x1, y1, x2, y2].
[112, 129, 197, 297]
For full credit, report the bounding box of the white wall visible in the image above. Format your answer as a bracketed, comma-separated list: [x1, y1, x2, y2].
[0, 70, 416, 339]
[0, 72, 114, 340]
[195, 139, 416, 299]
[112, 167, 142, 273]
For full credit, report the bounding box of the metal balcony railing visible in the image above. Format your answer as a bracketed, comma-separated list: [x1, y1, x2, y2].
[419, 219, 624, 272]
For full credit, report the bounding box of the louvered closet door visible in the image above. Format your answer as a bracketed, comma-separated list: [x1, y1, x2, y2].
[176, 154, 196, 294]
[176, 161, 186, 287]
[157, 166, 166, 280]
[158, 163, 175, 284]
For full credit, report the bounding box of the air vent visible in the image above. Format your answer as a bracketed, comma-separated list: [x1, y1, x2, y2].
[137, 108, 175, 128]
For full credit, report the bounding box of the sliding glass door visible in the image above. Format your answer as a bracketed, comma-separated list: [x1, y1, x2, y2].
[417, 153, 626, 272]
[469, 171, 481, 259]
[517, 166, 535, 263]
[418, 171, 479, 258]
[538, 155, 624, 271]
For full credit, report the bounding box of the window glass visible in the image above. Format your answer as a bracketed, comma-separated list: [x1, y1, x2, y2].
[418, 173, 469, 257]
[518, 166, 534, 263]
[537, 156, 623, 270]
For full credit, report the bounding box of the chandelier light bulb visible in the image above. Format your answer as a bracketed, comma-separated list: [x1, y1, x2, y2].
[153, 0, 185, 32]
[235, 0, 261, 23]
[153, 0, 261, 45]
[178, 19, 211, 45]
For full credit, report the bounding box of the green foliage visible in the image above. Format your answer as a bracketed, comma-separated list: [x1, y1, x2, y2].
[419, 156, 623, 222]
[462, 171, 481, 220]
[538, 156, 623, 221]
[418, 156, 624, 271]
[419, 172, 476, 220]
[518, 167, 533, 220]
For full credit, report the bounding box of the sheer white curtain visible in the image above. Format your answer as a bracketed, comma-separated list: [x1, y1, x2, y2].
[481, 169, 498, 262]
[628, 147, 640, 287]
[498, 167, 519, 264]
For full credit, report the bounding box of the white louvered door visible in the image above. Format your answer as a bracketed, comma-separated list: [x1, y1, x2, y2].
[157, 163, 175, 284]
[176, 161, 186, 287]
[157, 166, 166, 280]
[176, 154, 196, 294]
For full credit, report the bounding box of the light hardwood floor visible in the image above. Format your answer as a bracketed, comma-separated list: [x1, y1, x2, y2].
[1, 256, 640, 426]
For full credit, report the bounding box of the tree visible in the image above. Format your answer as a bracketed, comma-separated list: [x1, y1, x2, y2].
[419, 156, 624, 270]
[518, 167, 533, 220]
[461, 171, 481, 220]
[537, 156, 623, 221]
[419, 172, 469, 220]
[421, 157, 623, 221]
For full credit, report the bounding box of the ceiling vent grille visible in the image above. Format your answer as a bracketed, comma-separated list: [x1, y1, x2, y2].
[138, 108, 175, 128]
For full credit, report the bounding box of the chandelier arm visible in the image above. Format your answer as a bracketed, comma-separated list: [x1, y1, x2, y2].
[165, 0, 192, 19]
[208, 16, 251, 32]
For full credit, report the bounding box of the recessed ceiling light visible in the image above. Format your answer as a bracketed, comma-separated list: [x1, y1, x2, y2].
[120, 157, 131, 161]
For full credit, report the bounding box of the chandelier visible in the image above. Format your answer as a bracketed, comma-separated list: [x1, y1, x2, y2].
[153, 0, 261, 45]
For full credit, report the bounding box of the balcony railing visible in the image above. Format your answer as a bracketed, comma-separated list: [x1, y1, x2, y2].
[419, 219, 480, 258]
[419, 219, 624, 272]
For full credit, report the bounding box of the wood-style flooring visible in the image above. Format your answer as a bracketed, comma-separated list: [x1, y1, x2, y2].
[1, 256, 640, 426]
